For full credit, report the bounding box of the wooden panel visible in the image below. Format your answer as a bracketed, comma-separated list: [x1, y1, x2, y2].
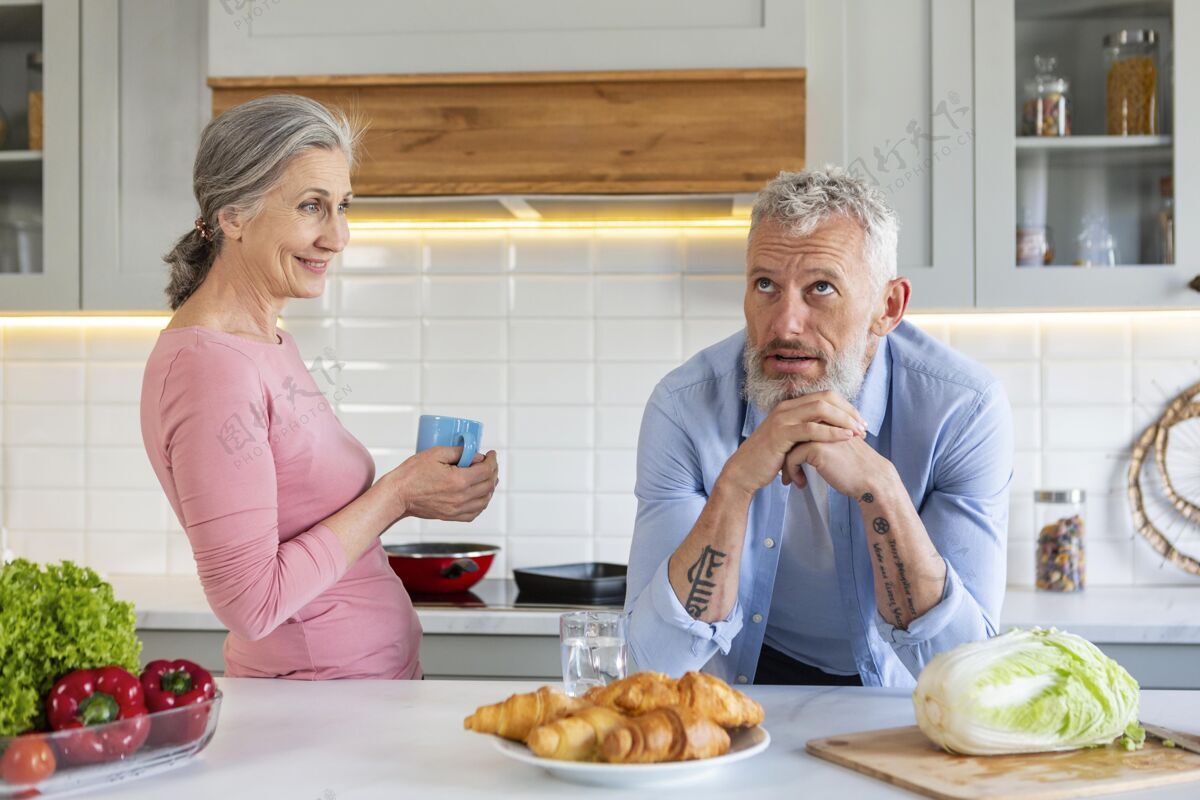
[807, 725, 1200, 800]
[209, 69, 805, 195]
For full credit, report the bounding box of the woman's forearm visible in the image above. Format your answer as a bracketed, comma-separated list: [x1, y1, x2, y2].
[319, 474, 404, 564]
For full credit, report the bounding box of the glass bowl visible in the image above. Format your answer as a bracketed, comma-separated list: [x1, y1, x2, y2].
[0, 691, 222, 797]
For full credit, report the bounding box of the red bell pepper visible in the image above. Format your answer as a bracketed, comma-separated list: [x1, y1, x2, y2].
[139, 660, 216, 746]
[45, 666, 149, 765]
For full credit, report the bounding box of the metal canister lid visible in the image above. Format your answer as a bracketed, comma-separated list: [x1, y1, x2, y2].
[1034, 489, 1086, 504]
[1103, 29, 1158, 47]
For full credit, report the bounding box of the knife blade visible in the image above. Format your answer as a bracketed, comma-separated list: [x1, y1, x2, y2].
[1142, 722, 1200, 756]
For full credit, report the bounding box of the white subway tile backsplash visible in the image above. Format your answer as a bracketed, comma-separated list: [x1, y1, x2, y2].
[509, 493, 593, 536]
[1132, 360, 1200, 406]
[1133, 316, 1200, 360]
[509, 276, 594, 318]
[337, 406, 419, 449]
[1041, 318, 1131, 359]
[423, 276, 507, 318]
[8, 489, 85, 530]
[424, 232, 508, 273]
[684, 320, 743, 359]
[339, 276, 420, 318]
[6, 404, 85, 445]
[1006, 543, 1034, 588]
[340, 363, 421, 404]
[167, 532, 197, 576]
[1132, 541, 1200, 586]
[340, 231, 422, 273]
[422, 319, 507, 361]
[282, 319, 337, 357]
[509, 363, 593, 404]
[1010, 450, 1040, 495]
[949, 321, 1039, 360]
[422, 363, 506, 404]
[596, 406, 644, 448]
[86, 363, 144, 404]
[86, 405, 142, 446]
[683, 276, 744, 318]
[684, 230, 747, 274]
[1010, 406, 1041, 450]
[86, 448, 161, 490]
[593, 537, 633, 565]
[593, 232, 681, 273]
[1042, 360, 1132, 405]
[596, 320, 682, 362]
[595, 493, 637, 536]
[509, 320, 593, 360]
[87, 490, 168, 531]
[595, 275, 681, 318]
[1086, 536, 1134, 585]
[7, 447, 85, 488]
[509, 406, 594, 448]
[86, 327, 159, 361]
[594, 449, 637, 493]
[8, 530, 86, 564]
[337, 320, 421, 361]
[1043, 406, 1133, 451]
[284, 285, 337, 318]
[3, 327, 85, 359]
[979, 360, 1040, 406]
[4, 363, 85, 404]
[511, 231, 591, 273]
[507, 536, 593, 571]
[1042, 451, 1126, 495]
[87, 532, 167, 575]
[508, 449, 593, 492]
[597, 362, 673, 405]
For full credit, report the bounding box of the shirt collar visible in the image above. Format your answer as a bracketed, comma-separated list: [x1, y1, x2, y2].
[740, 334, 891, 440]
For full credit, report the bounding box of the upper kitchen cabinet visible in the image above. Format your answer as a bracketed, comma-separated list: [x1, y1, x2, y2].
[81, 0, 208, 310]
[0, 0, 79, 310]
[207, 0, 807, 77]
[975, 0, 1200, 308]
[806, 0, 976, 310]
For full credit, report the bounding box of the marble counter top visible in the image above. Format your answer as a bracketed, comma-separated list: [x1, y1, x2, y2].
[75, 678, 1200, 800]
[109, 575, 1200, 644]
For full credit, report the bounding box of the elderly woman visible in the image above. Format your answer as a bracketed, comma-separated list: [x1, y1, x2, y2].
[140, 95, 499, 680]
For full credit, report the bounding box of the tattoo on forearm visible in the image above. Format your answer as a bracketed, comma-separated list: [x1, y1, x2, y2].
[861, 492, 875, 504]
[887, 538, 919, 616]
[872, 517, 890, 535]
[684, 545, 726, 618]
[872, 542, 904, 628]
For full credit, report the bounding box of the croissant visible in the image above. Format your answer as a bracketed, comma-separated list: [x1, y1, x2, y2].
[583, 671, 679, 715]
[677, 671, 764, 728]
[463, 686, 589, 741]
[600, 706, 731, 763]
[526, 705, 627, 761]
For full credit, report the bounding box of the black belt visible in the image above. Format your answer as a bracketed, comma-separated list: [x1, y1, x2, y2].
[754, 642, 863, 686]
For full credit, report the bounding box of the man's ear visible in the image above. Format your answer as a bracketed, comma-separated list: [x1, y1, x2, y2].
[869, 277, 911, 337]
[217, 207, 245, 242]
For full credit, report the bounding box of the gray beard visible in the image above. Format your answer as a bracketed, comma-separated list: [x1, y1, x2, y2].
[742, 329, 872, 412]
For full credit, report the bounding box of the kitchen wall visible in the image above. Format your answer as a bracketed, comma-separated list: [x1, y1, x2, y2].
[2, 226, 1199, 589]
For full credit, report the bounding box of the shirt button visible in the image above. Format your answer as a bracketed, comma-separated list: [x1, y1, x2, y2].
[763, 538, 776, 549]
[736, 675, 749, 684]
[751, 613, 763, 624]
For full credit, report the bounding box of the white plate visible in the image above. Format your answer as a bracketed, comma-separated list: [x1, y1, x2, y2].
[492, 725, 771, 788]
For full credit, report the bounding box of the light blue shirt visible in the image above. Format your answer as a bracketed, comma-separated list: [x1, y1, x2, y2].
[624, 322, 1013, 688]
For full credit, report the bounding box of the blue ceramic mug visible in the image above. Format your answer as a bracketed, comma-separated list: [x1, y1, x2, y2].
[416, 415, 483, 468]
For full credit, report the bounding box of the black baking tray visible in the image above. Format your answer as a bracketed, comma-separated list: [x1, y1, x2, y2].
[512, 562, 628, 604]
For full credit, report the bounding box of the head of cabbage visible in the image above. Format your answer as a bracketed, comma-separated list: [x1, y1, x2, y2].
[913, 628, 1144, 755]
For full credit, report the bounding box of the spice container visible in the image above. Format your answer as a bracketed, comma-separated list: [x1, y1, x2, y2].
[1021, 55, 1071, 137]
[27, 51, 43, 151]
[1034, 490, 1086, 592]
[1158, 175, 1174, 264]
[1105, 30, 1159, 135]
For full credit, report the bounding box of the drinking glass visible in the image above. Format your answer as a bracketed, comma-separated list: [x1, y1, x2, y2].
[559, 611, 628, 697]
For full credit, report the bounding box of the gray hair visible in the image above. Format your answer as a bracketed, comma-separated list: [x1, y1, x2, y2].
[163, 94, 364, 310]
[749, 167, 899, 291]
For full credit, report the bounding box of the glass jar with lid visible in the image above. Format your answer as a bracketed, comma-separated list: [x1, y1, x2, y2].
[1021, 55, 1071, 137]
[1105, 29, 1159, 135]
[1034, 489, 1086, 592]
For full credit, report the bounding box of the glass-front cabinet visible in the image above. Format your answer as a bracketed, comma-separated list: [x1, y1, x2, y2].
[976, 0, 1199, 308]
[0, 0, 79, 310]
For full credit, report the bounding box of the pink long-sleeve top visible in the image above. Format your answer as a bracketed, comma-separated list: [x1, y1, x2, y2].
[140, 326, 422, 680]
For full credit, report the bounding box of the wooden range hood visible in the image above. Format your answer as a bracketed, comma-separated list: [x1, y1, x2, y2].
[208, 69, 805, 196]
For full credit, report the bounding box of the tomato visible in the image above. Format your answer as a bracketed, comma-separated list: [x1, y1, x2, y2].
[0, 735, 56, 785]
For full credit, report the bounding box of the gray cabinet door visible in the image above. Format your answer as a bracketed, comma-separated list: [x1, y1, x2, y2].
[0, 0, 80, 311]
[207, 0, 807, 77]
[974, 0, 1200, 309]
[81, 0, 208, 311]
[806, 0, 975, 311]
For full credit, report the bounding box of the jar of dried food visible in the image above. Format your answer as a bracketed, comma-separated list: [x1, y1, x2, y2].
[1021, 55, 1071, 137]
[1105, 29, 1159, 135]
[1034, 489, 1086, 592]
[27, 51, 43, 151]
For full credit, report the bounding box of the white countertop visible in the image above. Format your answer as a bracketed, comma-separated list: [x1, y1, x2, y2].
[109, 575, 1200, 644]
[77, 678, 1200, 800]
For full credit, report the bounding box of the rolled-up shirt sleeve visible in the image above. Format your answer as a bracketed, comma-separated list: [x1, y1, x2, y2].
[157, 343, 348, 642]
[625, 382, 743, 676]
[874, 380, 1013, 677]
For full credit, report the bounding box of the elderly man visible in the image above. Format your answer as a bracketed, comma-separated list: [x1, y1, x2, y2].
[625, 168, 1013, 688]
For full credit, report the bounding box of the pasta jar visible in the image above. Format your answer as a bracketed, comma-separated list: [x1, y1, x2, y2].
[1105, 29, 1159, 135]
[1034, 490, 1086, 592]
[1021, 55, 1071, 137]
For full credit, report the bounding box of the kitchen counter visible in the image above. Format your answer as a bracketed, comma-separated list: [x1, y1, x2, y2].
[78, 678, 1200, 799]
[111, 575, 1200, 644]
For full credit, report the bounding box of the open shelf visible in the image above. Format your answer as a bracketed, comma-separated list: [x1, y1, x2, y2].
[0, 150, 41, 181]
[1016, 135, 1172, 150]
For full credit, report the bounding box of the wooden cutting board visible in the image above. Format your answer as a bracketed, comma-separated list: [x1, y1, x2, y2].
[806, 725, 1200, 800]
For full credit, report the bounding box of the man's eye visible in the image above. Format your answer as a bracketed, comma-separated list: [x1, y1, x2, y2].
[812, 281, 835, 296]
[755, 277, 775, 292]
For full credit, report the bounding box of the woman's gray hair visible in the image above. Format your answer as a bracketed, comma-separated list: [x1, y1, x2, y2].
[749, 167, 899, 291]
[163, 94, 364, 310]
